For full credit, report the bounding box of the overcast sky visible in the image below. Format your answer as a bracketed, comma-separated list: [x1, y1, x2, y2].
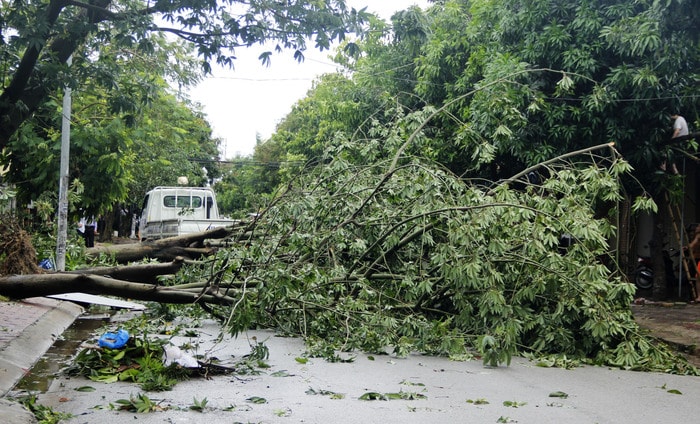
[187, 1, 430, 158]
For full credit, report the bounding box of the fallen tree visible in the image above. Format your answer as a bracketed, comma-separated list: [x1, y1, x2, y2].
[85, 225, 243, 263]
[170, 139, 695, 374]
[0, 222, 244, 304]
[0, 139, 696, 374]
[66, 257, 191, 284]
[0, 272, 235, 305]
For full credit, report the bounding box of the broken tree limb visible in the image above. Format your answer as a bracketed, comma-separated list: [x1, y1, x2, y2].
[0, 273, 236, 305]
[67, 257, 191, 284]
[86, 226, 236, 263]
[87, 243, 218, 263]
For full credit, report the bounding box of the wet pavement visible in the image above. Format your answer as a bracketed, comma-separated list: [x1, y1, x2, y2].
[0, 297, 698, 423]
[20, 323, 700, 424]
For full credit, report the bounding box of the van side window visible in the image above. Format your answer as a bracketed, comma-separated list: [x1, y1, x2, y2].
[163, 196, 203, 208]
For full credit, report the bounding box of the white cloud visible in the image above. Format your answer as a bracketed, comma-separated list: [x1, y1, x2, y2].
[187, 1, 430, 158]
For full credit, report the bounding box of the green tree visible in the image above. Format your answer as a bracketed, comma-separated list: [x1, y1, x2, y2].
[269, 5, 432, 164]
[0, 0, 370, 151]
[126, 93, 222, 204]
[1, 31, 219, 218]
[216, 135, 300, 217]
[193, 133, 695, 372]
[272, 73, 370, 159]
[413, 0, 699, 178]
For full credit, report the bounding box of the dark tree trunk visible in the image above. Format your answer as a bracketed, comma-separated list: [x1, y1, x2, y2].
[86, 226, 234, 263]
[67, 257, 189, 284]
[0, 273, 235, 305]
[651, 193, 670, 300]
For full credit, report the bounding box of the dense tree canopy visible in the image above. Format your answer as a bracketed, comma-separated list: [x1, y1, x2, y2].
[267, 0, 698, 182]
[225, 0, 700, 317]
[415, 0, 698, 179]
[0, 0, 369, 151]
[0, 0, 373, 219]
[1, 32, 220, 220]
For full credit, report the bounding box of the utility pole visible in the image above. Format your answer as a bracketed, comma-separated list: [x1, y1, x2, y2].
[56, 56, 72, 272]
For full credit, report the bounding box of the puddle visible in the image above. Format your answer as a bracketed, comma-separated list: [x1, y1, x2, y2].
[14, 313, 111, 392]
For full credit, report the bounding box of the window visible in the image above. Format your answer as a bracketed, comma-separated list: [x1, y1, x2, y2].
[163, 195, 203, 208]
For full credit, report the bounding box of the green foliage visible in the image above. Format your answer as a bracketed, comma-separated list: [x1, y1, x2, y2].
[0, 0, 371, 152]
[4, 83, 221, 219]
[359, 391, 427, 401]
[411, 0, 699, 182]
[66, 331, 185, 391]
[503, 400, 527, 408]
[113, 393, 163, 413]
[266, 0, 698, 192]
[214, 143, 289, 217]
[306, 387, 345, 399]
[31, 228, 118, 271]
[32, 231, 87, 270]
[16, 395, 73, 424]
[189, 397, 209, 412]
[0, 185, 16, 207]
[2, 0, 364, 218]
[30, 179, 83, 228]
[194, 135, 696, 373]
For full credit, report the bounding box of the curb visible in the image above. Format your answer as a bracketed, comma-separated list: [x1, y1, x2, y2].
[0, 298, 84, 396]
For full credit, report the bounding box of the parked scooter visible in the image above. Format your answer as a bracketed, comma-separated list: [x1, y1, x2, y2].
[633, 248, 688, 291]
[633, 256, 654, 289]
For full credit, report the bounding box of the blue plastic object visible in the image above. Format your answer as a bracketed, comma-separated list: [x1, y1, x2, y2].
[98, 329, 130, 349]
[38, 259, 54, 270]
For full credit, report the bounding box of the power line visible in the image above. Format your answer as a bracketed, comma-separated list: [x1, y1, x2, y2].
[191, 158, 307, 168]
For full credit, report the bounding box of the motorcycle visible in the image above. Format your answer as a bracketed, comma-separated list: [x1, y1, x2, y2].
[633, 249, 689, 291]
[633, 256, 654, 289]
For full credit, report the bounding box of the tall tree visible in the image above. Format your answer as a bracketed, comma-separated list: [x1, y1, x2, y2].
[414, 0, 699, 179]
[1, 27, 218, 216]
[0, 0, 369, 151]
[270, 6, 432, 163]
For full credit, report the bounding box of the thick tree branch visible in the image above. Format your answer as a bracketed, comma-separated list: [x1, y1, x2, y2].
[66, 0, 117, 20]
[67, 257, 190, 283]
[0, 273, 236, 305]
[0, 0, 113, 149]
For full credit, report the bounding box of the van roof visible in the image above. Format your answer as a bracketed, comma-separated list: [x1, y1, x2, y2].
[148, 186, 215, 192]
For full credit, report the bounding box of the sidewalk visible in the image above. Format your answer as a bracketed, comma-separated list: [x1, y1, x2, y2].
[0, 298, 83, 396]
[630, 300, 700, 367]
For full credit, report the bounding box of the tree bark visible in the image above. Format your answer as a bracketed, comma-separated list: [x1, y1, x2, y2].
[86, 226, 235, 263]
[651, 192, 670, 300]
[0, 273, 235, 305]
[0, 228, 245, 306]
[67, 257, 190, 284]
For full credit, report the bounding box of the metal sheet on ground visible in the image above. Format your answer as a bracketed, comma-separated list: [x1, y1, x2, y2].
[47, 293, 146, 310]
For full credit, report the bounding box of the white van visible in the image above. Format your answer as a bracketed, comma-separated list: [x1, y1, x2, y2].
[138, 186, 235, 240]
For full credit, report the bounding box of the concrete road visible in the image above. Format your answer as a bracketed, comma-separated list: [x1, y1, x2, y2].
[25, 321, 700, 424]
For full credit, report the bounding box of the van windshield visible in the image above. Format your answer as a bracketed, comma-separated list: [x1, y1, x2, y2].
[163, 195, 203, 208]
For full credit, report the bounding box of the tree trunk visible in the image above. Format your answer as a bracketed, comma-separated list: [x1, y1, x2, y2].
[86, 226, 235, 263]
[651, 193, 670, 300]
[100, 209, 114, 243]
[67, 257, 189, 284]
[0, 273, 235, 305]
[0, 228, 245, 306]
